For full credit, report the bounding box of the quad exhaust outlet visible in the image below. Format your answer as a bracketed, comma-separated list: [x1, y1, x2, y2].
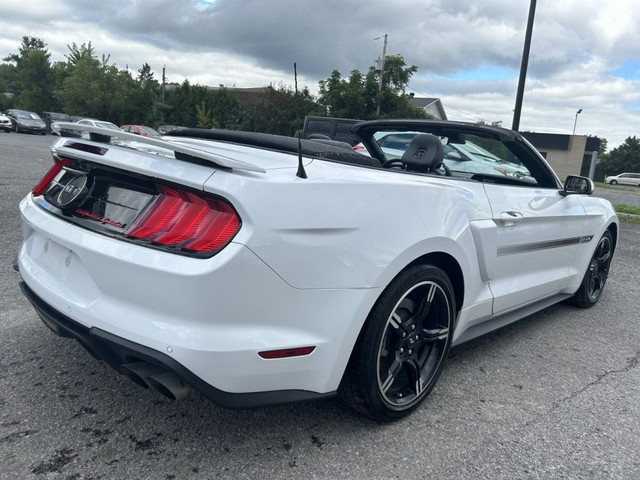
[120, 362, 190, 400]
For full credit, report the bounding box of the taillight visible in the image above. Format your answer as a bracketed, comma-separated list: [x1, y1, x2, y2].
[32, 157, 73, 196]
[124, 185, 240, 256]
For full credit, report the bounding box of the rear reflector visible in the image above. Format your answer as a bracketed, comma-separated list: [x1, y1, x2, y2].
[124, 185, 240, 255]
[258, 347, 316, 359]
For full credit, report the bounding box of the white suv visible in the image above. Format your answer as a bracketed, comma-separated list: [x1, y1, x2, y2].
[604, 172, 640, 186]
[0, 111, 12, 132]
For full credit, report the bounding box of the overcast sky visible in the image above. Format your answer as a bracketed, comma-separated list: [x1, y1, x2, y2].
[1, 0, 639, 150]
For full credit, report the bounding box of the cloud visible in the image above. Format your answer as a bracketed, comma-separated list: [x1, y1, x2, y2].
[1, 0, 639, 148]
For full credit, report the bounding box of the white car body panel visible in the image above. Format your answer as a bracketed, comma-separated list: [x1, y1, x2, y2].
[16, 122, 619, 410]
[482, 183, 587, 314]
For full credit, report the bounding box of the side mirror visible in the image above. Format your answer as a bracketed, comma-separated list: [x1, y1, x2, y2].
[561, 175, 593, 196]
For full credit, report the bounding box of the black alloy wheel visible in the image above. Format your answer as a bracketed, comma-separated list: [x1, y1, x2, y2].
[569, 230, 613, 307]
[340, 264, 455, 421]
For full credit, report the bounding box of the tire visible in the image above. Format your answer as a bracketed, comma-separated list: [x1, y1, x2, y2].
[568, 230, 613, 308]
[340, 263, 455, 421]
[14, 123, 20, 133]
[609, 180, 617, 185]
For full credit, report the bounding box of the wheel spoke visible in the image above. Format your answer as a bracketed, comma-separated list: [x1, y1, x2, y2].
[408, 284, 436, 324]
[389, 312, 402, 330]
[406, 358, 423, 397]
[381, 357, 402, 393]
[390, 312, 414, 339]
[595, 238, 611, 264]
[420, 326, 449, 343]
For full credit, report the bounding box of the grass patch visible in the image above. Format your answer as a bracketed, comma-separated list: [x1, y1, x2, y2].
[614, 203, 640, 224]
[614, 204, 640, 215]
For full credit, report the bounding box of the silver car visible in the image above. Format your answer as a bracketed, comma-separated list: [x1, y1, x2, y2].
[6, 109, 46, 134]
[604, 172, 640, 186]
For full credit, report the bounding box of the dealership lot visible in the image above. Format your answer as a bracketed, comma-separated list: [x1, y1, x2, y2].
[1, 132, 639, 479]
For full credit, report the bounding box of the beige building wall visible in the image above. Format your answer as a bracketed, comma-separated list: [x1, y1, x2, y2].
[537, 136, 587, 180]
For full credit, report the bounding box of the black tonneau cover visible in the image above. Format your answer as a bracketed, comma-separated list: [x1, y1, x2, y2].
[169, 128, 380, 167]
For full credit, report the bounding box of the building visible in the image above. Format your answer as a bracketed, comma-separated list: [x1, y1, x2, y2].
[408, 96, 448, 120]
[521, 132, 601, 180]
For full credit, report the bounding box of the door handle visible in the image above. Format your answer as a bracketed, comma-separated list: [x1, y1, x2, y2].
[499, 211, 523, 225]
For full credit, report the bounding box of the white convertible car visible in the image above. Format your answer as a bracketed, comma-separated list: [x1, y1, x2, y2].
[16, 120, 618, 421]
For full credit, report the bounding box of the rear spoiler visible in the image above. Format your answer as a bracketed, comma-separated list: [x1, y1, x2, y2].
[52, 122, 267, 173]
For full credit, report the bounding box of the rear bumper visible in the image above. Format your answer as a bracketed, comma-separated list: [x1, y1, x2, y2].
[19, 281, 334, 409]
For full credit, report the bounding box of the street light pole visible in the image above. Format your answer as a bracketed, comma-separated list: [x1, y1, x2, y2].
[572, 108, 582, 135]
[512, 0, 537, 131]
[375, 33, 388, 117]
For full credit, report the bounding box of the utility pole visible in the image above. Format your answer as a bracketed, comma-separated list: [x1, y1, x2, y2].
[376, 33, 388, 117]
[512, 0, 537, 131]
[162, 65, 166, 103]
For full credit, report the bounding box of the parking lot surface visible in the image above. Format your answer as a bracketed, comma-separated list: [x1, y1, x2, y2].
[1, 133, 639, 479]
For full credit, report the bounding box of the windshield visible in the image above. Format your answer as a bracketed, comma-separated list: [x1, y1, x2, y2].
[17, 111, 42, 120]
[368, 128, 536, 184]
[139, 126, 159, 136]
[96, 122, 121, 131]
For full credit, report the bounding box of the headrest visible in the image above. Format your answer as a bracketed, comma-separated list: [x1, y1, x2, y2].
[400, 134, 444, 173]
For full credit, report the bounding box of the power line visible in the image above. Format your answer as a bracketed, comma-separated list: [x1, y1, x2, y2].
[407, 86, 485, 122]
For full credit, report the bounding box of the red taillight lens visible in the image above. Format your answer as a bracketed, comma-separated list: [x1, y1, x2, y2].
[125, 185, 240, 255]
[32, 157, 73, 196]
[258, 347, 316, 359]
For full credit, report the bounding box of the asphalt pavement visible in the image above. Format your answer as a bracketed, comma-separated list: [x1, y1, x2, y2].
[1, 132, 639, 479]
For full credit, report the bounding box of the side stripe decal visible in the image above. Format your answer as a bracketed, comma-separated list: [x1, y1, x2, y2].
[498, 235, 593, 256]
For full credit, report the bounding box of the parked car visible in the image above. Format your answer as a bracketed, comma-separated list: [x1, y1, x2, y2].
[121, 124, 160, 137]
[604, 172, 640, 186]
[51, 118, 121, 137]
[16, 119, 618, 421]
[43, 112, 73, 134]
[157, 125, 186, 135]
[6, 109, 46, 134]
[0, 111, 11, 132]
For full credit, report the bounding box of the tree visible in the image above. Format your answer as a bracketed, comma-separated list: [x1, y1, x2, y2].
[3, 36, 47, 67]
[317, 54, 427, 120]
[55, 45, 108, 117]
[137, 63, 155, 85]
[237, 84, 320, 135]
[2, 36, 53, 111]
[128, 63, 161, 125]
[597, 136, 640, 176]
[55, 42, 132, 122]
[196, 101, 214, 128]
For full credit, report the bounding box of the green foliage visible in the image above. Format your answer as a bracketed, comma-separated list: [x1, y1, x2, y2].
[614, 204, 640, 215]
[318, 54, 428, 120]
[597, 136, 640, 176]
[2, 36, 53, 111]
[196, 101, 215, 128]
[598, 137, 608, 156]
[1, 36, 430, 133]
[235, 85, 321, 135]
